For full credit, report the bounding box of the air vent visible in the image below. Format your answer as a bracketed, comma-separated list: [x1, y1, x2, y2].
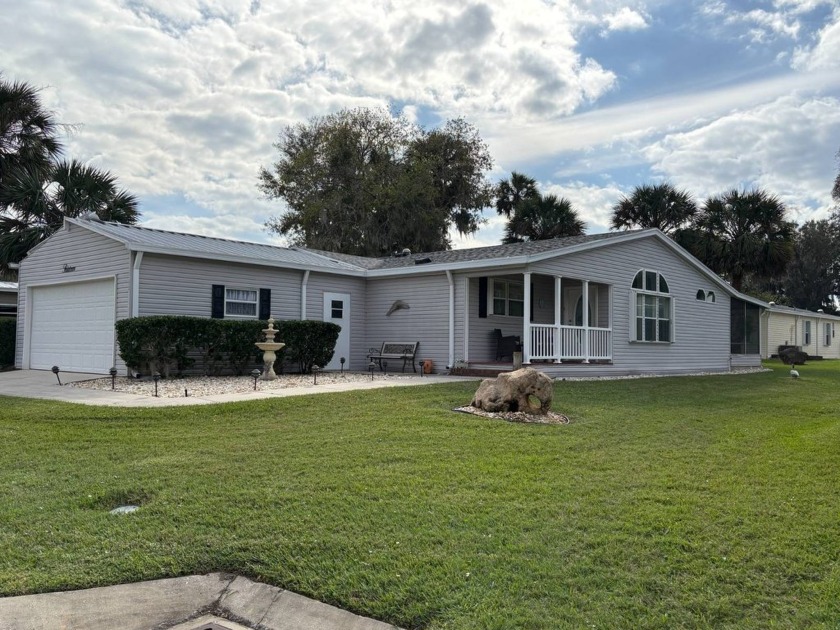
[414, 257, 432, 265]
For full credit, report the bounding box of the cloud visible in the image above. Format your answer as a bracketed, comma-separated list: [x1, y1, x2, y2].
[603, 7, 649, 33]
[792, 7, 840, 70]
[643, 94, 840, 221]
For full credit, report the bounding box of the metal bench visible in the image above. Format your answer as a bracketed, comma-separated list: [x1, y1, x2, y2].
[367, 342, 420, 372]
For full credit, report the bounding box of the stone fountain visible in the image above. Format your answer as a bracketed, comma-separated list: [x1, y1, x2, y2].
[255, 318, 285, 381]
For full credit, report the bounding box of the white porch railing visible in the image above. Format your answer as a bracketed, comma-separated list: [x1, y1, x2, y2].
[529, 324, 612, 362]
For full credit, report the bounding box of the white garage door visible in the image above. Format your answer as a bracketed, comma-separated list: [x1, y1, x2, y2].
[30, 279, 116, 373]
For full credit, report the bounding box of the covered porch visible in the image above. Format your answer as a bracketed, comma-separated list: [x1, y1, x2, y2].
[462, 272, 613, 367]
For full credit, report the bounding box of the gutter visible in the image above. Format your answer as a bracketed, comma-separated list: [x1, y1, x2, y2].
[446, 270, 455, 369]
[131, 252, 143, 317]
[300, 270, 310, 319]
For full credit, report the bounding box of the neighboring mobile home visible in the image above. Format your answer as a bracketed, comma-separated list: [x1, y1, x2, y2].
[15, 218, 766, 375]
[761, 303, 840, 360]
[0, 282, 17, 318]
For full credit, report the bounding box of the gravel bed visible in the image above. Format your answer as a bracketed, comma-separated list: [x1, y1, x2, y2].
[455, 406, 570, 425]
[70, 372, 417, 398]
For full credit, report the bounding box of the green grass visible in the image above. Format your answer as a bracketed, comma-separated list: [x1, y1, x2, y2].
[1, 361, 839, 628]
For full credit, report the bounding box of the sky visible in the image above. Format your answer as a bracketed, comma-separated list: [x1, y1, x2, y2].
[2, 0, 839, 249]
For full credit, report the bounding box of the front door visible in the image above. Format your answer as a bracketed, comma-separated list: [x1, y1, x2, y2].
[323, 292, 350, 370]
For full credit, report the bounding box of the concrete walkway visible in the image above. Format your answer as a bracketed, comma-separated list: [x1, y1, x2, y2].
[0, 369, 473, 407]
[0, 573, 399, 630]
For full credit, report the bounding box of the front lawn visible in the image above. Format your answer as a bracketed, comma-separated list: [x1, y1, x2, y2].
[1, 362, 839, 628]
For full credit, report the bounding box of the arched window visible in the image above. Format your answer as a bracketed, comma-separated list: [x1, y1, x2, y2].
[631, 270, 673, 342]
[696, 290, 706, 301]
[706, 291, 716, 303]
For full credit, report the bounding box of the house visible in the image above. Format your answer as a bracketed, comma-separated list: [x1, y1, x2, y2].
[761, 303, 840, 360]
[15, 217, 766, 376]
[0, 282, 17, 318]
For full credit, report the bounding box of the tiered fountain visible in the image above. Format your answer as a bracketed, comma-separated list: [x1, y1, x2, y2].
[255, 318, 285, 381]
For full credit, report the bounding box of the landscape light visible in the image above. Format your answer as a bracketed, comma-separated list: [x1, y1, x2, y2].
[368, 360, 376, 380]
[251, 369, 261, 390]
[109, 366, 117, 390]
[51, 365, 62, 386]
[312, 365, 320, 385]
[340, 357, 346, 375]
[152, 372, 161, 397]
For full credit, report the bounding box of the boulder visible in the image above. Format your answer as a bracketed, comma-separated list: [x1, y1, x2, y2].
[779, 347, 808, 365]
[471, 367, 553, 414]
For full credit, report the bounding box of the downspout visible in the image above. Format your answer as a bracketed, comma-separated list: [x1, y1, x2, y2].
[446, 270, 455, 369]
[131, 251, 143, 317]
[301, 270, 310, 320]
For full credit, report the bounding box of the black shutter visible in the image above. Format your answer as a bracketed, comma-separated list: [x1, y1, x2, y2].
[211, 284, 225, 319]
[530, 282, 534, 322]
[478, 277, 487, 318]
[259, 288, 271, 320]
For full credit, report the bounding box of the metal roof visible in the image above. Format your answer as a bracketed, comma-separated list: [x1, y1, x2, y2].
[69, 219, 367, 273]
[766, 303, 840, 320]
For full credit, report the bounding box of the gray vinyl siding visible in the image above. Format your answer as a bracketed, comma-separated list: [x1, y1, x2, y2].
[16, 223, 131, 369]
[530, 237, 731, 374]
[137, 253, 302, 320]
[365, 273, 450, 373]
[305, 272, 367, 370]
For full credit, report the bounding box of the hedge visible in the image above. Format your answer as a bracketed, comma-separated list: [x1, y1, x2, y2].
[0, 318, 15, 367]
[115, 316, 340, 376]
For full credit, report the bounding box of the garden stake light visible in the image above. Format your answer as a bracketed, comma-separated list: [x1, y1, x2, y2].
[369, 359, 376, 380]
[109, 366, 117, 390]
[340, 357, 345, 374]
[382, 360, 388, 374]
[153, 372, 161, 397]
[51, 366, 62, 386]
[313, 364, 320, 385]
[251, 369, 261, 390]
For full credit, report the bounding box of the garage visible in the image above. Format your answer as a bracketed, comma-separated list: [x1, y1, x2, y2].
[28, 278, 116, 373]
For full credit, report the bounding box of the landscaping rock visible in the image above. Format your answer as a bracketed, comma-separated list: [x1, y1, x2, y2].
[779, 347, 808, 365]
[471, 367, 553, 414]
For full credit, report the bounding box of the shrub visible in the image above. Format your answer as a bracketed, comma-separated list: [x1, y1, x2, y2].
[0, 318, 15, 367]
[279, 320, 341, 373]
[115, 316, 339, 376]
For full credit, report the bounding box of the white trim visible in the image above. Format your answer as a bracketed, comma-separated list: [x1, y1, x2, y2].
[131, 251, 143, 317]
[523, 272, 531, 363]
[446, 270, 455, 369]
[301, 270, 310, 320]
[582, 280, 589, 362]
[224, 287, 259, 319]
[463, 275, 470, 363]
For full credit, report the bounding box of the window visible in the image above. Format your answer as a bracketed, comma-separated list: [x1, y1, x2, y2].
[331, 299, 344, 319]
[825, 322, 832, 347]
[631, 270, 672, 342]
[731, 299, 760, 354]
[492, 279, 524, 317]
[696, 289, 715, 303]
[804, 321, 811, 346]
[225, 288, 258, 318]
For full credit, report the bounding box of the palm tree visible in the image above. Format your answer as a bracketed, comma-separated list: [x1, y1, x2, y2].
[688, 188, 795, 292]
[0, 76, 139, 273]
[495, 171, 538, 218]
[611, 183, 697, 234]
[503, 194, 585, 243]
[0, 76, 62, 185]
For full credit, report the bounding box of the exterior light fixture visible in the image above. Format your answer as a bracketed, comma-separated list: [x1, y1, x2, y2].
[340, 357, 346, 374]
[368, 360, 376, 380]
[51, 365, 62, 386]
[109, 366, 117, 390]
[382, 360, 388, 375]
[152, 372, 161, 397]
[251, 369, 261, 390]
[312, 365, 320, 385]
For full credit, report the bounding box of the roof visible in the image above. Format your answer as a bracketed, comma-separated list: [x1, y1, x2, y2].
[0, 281, 17, 292]
[765, 303, 840, 321]
[67, 218, 367, 274]
[298, 231, 631, 270]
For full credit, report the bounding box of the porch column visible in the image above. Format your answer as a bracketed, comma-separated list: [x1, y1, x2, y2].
[463, 276, 470, 362]
[523, 271, 531, 364]
[582, 279, 590, 363]
[554, 276, 563, 363]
